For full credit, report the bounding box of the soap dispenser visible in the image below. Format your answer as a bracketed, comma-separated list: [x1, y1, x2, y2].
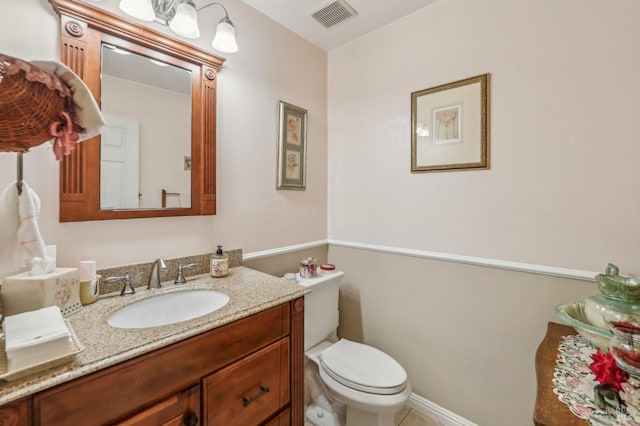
[210, 245, 229, 278]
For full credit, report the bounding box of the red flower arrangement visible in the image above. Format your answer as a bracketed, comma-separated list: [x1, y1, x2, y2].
[590, 347, 629, 391]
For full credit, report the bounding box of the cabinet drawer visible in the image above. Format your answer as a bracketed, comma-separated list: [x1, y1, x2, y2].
[264, 408, 290, 426]
[115, 385, 200, 426]
[203, 338, 290, 426]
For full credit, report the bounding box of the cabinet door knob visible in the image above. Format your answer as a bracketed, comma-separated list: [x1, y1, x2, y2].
[182, 411, 199, 426]
[242, 386, 270, 407]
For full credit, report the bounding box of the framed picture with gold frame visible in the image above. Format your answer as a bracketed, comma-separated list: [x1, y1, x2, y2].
[411, 74, 490, 172]
[277, 100, 308, 189]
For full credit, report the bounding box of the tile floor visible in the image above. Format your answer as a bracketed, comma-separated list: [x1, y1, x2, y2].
[304, 406, 443, 426]
[394, 406, 443, 426]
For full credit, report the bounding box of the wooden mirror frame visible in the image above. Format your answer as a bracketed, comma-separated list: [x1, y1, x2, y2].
[49, 0, 225, 222]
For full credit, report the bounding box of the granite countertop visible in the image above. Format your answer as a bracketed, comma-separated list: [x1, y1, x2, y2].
[0, 266, 307, 405]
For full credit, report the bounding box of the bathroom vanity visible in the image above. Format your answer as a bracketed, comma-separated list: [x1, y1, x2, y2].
[0, 267, 307, 425]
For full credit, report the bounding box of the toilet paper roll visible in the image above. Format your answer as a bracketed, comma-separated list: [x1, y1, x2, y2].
[79, 260, 96, 281]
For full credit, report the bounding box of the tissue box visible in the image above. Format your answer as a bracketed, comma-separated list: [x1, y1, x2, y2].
[1, 268, 82, 318]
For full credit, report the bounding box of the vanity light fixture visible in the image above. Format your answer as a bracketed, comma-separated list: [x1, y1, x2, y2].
[118, 0, 239, 53]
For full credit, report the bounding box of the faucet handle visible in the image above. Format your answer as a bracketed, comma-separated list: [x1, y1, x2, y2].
[104, 273, 135, 296]
[174, 263, 197, 285]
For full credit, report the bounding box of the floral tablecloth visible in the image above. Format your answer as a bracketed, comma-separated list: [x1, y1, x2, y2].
[553, 334, 640, 425]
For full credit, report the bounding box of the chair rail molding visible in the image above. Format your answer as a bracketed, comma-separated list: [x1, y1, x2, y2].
[242, 240, 328, 262]
[242, 239, 598, 281]
[327, 239, 598, 282]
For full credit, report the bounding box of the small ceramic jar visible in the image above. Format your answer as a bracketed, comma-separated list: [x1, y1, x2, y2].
[320, 264, 336, 273]
[283, 272, 297, 283]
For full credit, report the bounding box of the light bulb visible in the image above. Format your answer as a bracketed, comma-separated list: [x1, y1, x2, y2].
[212, 18, 238, 53]
[169, 3, 200, 39]
[119, 0, 155, 22]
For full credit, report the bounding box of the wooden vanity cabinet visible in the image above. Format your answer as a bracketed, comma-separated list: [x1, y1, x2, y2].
[0, 398, 30, 426]
[20, 298, 305, 426]
[264, 408, 291, 426]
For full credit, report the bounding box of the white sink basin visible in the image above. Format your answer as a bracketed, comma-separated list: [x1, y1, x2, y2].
[107, 289, 230, 329]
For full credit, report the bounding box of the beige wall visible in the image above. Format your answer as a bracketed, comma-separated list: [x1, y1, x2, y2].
[327, 0, 640, 424]
[328, 0, 640, 272]
[329, 245, 596, 425]
[0, 0, 327, 271]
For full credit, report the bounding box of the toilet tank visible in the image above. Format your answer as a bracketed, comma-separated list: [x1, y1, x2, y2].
[297, 271, 345, 351]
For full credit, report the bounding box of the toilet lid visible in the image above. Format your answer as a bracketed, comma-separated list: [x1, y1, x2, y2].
[319, 339, 407, 395]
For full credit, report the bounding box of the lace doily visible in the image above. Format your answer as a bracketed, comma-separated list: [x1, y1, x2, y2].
[553, 334, 640, 425]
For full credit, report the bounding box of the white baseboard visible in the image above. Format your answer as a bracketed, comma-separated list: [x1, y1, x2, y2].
[407, 393, 478, 426]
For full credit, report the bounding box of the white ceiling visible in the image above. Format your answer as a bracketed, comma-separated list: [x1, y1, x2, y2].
[239, 0, 440, 51]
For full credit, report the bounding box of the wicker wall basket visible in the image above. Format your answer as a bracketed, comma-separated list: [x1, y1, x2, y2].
[0, 53, 73, 153]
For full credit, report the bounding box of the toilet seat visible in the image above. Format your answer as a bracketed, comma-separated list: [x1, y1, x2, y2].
[318, 339, 407, 395]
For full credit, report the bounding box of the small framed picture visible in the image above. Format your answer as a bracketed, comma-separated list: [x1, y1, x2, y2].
[277, 100, 308, 189]
[432, 104, 462, 145]
[411, 74, 490, 172]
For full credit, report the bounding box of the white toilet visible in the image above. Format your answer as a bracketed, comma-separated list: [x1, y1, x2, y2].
[299, 271, 411, 426]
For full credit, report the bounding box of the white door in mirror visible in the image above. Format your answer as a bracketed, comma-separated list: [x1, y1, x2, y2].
[100, 113, 140, 210]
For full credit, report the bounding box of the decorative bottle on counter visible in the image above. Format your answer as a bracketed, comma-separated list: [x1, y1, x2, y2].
[299, 257, 317, 278]
[210, 245, 229, 278]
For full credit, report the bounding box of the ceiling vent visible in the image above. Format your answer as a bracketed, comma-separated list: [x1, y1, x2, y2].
[308, 0, 358, 29]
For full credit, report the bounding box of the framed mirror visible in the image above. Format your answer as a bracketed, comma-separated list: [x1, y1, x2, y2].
[49, 0, 225, 221]
[100, 44, 193, 210]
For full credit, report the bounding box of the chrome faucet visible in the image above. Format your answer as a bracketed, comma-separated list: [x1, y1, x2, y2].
[174, 263, 197, 285]
[148, 258, 167, 290]
[104, 273, 135, 296]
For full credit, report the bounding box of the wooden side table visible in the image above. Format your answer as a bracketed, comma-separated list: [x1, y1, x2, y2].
[534, 322, 587, 426]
